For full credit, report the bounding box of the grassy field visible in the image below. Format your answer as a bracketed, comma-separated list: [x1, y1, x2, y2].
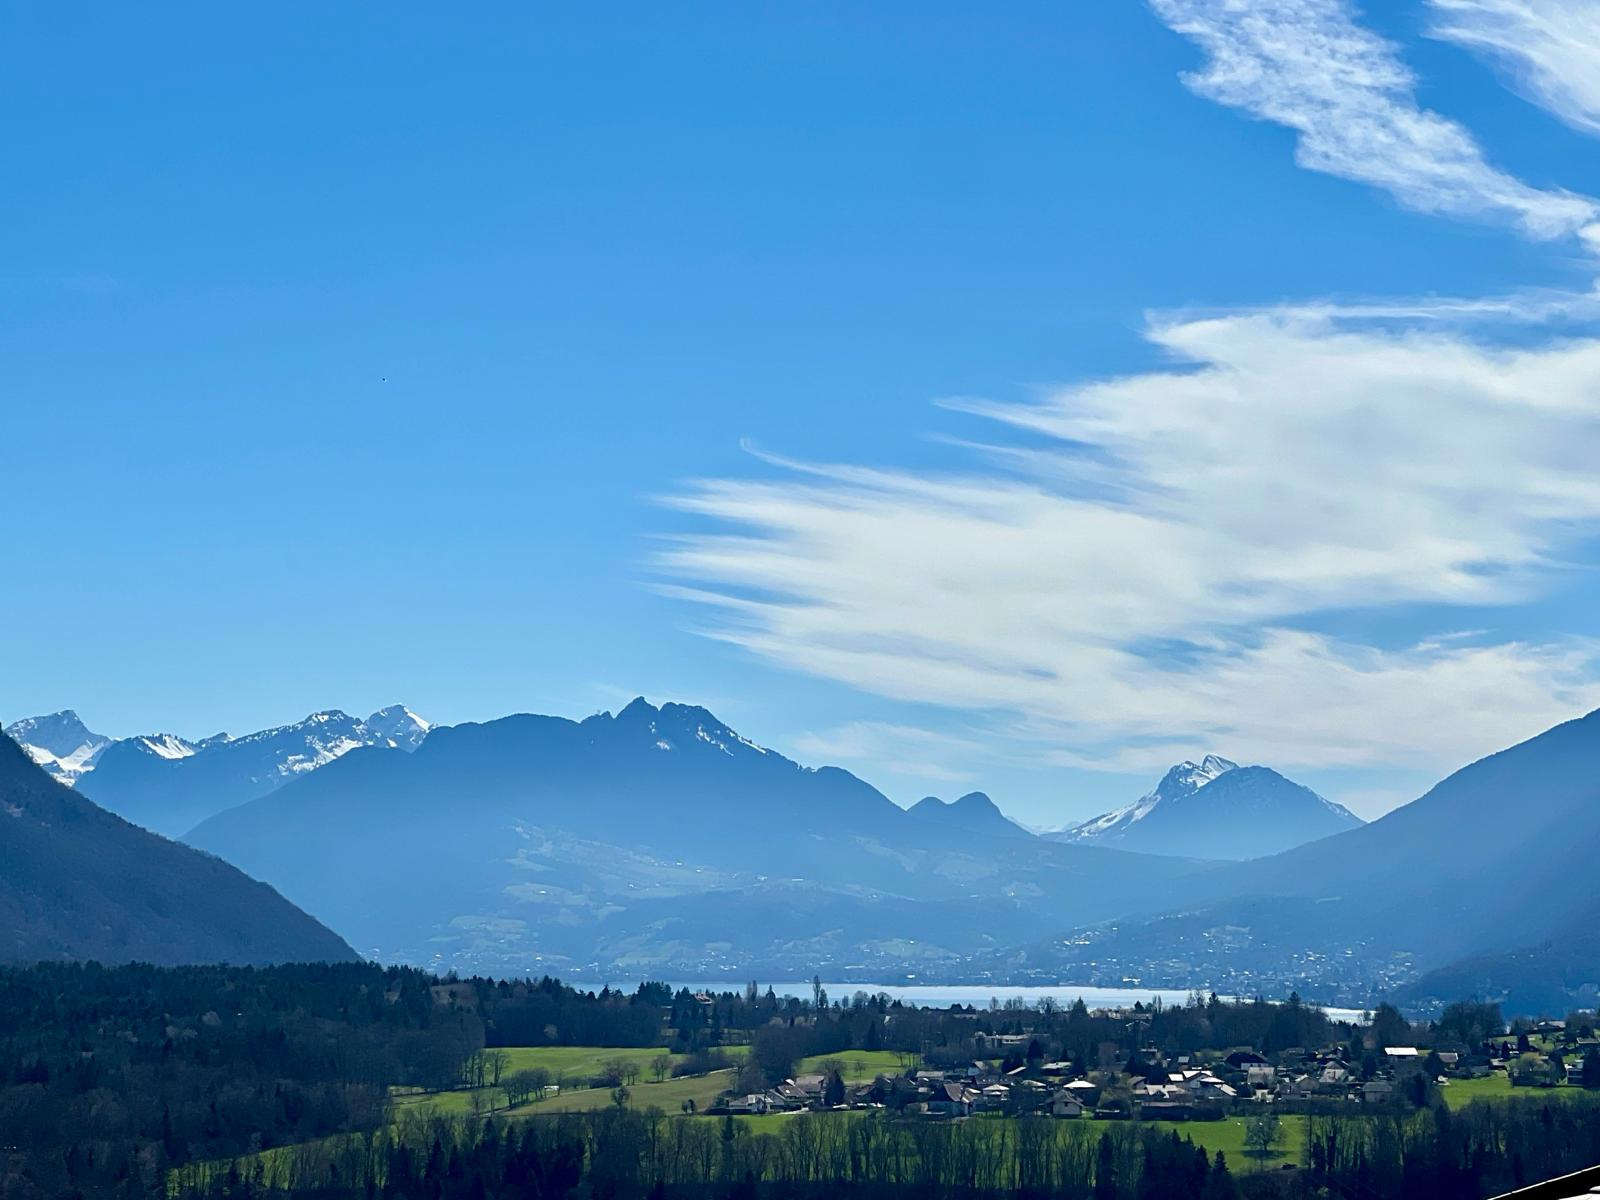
[504, 1069, 737, 1115]
[495, 1045, 750, 1080]
[400, 1045, 906, 1122]
[1144, 1115, 1306, 1168]
[392, 1045, 751, 1118]
[796, 1051, 916, 1081]
[1441, 1072, 1586, 1109]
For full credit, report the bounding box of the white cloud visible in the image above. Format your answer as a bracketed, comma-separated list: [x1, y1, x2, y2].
[1430, 0, 1600, 136]
[659, 308, 1600, 775]
[1151, 0, 1600, 248]
[791, 722, 982, 787]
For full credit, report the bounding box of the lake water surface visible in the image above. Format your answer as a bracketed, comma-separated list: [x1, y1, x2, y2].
[581, 979, 1370, 1024]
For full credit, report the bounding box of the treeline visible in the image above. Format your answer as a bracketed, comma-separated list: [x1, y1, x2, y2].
[0, 961, 478, 1200]
[183, 1095, 1600, 1200]
[477, 979, 666, 1048]
[182, 1108, 1241, 1200]
[461, 978, 1445, 1071]
[1305, 1095, 1600, 1199]
[184, 1100, 1600, 1200]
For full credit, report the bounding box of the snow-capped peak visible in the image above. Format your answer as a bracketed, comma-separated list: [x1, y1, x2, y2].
[4, 710, 112, 786]
[1054, 753, 1238, 842]
[4, 710, 108, 759]
[1158, 754, 1238, 797]
[366, 705, 431, 752]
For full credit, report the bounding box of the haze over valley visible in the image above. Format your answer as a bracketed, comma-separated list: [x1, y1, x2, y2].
[9, 693, 1599, 1014]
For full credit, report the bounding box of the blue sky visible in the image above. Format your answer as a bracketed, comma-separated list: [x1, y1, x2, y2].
[8, 1, 1600, 827]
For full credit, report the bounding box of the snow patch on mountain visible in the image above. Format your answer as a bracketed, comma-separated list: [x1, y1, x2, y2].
[1049, 754, 1362, 860]
[7, 704, 431, 798]
[4, 710, 111, 786]
[1057, 754, 1238, 842]
[366, 705, 432, 751]
[136, 734, 198, 760]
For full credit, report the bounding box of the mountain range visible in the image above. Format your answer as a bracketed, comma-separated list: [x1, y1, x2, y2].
[182, 699, 1194, 975]
[5, 706, 430, 836]
[1049, 754, 1363, 860]
[0, 732, 354, 966]
[13, 691, 1600, 1013]
[1011, 707, 1600, 1010]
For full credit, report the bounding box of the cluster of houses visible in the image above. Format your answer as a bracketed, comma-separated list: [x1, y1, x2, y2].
[710, 1041, 1516, 1121]
[714, 1062, 1101, 1119]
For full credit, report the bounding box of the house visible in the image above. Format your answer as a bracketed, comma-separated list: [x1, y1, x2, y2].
[1362, 1080, 1395, 1104]
[927, 1081, 974, 1117]
[765, 1088, 806, 1112]
[1246, 1065, 1277, 1089]
[1064, 1078, 1100, 1103]
[978, 1084, 1011, 1111]
[723, 1094, 769, 1115]
[1050, 1090, 1085, 1118]
[862, 1074, 921, 1109]
[1192, 1074, 1238, 1102]
[1013, 1079, 1051, 1112]
[1133, 1081, 1194, 1117]
[1280, 1076, 1316, 1101]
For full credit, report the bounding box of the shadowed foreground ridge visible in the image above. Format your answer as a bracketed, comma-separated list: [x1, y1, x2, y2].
[0, 732, 356, 966]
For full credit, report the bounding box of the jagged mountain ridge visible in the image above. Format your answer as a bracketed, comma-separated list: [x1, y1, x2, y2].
[60, 704, 432, 838]
[1050, 754, 1362, 860]
[185, 698, 1202, 975]
[0, 733, 355, 966]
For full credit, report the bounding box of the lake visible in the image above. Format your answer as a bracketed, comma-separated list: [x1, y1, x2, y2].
[577, 979, 1371, 1024]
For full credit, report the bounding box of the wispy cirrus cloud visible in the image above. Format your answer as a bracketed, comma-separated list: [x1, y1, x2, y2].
[659, 306, 1600, 776]
[1429, 0, 1600, 136]
[1151, 0, 1600, 248]
[791, 722, 982, 787]
[655, 0, 1600, 792]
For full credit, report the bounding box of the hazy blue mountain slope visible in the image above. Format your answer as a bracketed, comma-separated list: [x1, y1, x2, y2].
[908, 791, 1032, 839]
[0, 734, 356, 966]
[1022, 708, 1600, 990]
[1053, 755, 1361, 859]
[1395, 920, 1600, 1016]
[186, 699, 1193, 975]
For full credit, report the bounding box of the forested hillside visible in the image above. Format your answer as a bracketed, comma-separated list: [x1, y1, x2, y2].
[0, 735, 355, 966]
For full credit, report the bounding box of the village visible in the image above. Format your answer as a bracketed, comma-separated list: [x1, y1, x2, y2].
[709, 1009, 1600, 1123]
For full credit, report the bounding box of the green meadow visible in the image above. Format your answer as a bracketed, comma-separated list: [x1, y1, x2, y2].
[1439, 1071, 1586, 1109]
[796, 1050, 917, 1081]
[1144, 1116, 1305, 1169]
[391, 1045, 751, 1119]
